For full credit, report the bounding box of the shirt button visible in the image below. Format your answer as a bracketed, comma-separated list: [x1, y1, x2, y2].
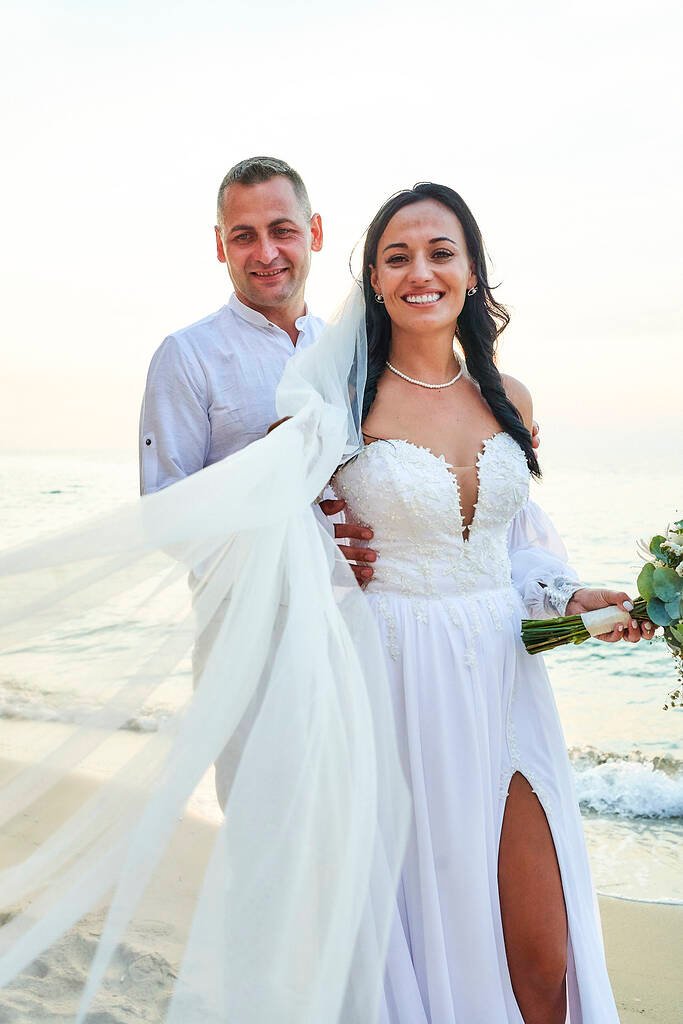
[145, 438, 152, 446]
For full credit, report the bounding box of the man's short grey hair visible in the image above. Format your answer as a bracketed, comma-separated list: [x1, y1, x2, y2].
[216, 156, 312, 229]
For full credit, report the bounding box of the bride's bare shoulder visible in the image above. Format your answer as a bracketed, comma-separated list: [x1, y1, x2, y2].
[499, 374, 533, 431]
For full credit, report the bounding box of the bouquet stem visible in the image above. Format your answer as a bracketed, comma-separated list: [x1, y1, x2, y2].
[521, 598, 648, 655]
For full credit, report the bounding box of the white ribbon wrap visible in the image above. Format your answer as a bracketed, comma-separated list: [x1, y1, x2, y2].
[581, 605, 631, 637]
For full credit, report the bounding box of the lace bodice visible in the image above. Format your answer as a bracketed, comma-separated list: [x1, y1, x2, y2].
[333, 432, 529, 599]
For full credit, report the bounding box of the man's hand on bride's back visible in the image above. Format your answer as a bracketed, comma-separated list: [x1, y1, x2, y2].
[267, 420, 376, 587]
[566, 588, 654, 643]
[319, 498, 377, 587]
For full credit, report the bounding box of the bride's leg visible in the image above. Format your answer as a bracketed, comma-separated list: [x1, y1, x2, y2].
[498, 772, 568, 1024]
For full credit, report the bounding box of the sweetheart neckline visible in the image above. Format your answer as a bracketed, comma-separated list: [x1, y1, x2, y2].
[361, 431, 506, 475]
[359, 432, 511, 544]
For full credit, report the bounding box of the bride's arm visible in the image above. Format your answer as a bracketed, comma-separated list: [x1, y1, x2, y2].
[501, 376, 651, 643]
[500, 374, 580, 614]
[507, 489, 654, 640]
[507, 499, 584, 618]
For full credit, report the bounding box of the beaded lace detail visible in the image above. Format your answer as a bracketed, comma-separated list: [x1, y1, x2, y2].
[333, 433, 532, 661]
[543, 576, 581, 617]
[333, 433, 530, 602]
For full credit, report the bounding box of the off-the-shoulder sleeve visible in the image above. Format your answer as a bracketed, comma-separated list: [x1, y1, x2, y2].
[508, 499, 583, 618]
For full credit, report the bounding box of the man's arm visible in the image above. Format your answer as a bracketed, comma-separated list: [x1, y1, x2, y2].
[139, 336, 210, 494]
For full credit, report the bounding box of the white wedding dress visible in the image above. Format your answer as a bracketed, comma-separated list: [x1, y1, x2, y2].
[333, 431, 620, 1023]
[0, 289, 619, 1023]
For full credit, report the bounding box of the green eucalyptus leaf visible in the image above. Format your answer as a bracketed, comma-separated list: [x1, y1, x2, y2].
[665, 596, 683, 619]
[647, 596, 673, 626]
[653, 566, 683, 603]
[650, 535, 667, 559]
[637, 562, 656, 600]
[669, 622, 683, 645]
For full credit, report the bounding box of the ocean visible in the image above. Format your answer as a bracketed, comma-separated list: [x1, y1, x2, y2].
[1, 442, 681, 903]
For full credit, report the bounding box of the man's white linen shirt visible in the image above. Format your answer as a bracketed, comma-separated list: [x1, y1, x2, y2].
[140, 294, 325, 494]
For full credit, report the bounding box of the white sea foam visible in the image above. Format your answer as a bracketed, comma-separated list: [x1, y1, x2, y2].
[0, 695, 166, 734]
[570, 747, 683, 819]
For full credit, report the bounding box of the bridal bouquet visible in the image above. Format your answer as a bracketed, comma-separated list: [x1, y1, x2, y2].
[521, 519, 683, 708]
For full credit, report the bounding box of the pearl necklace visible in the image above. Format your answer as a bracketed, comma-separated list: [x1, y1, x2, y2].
[385, 360, 463, 389]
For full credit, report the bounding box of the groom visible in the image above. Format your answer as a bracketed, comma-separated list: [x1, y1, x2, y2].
[139, 155, 376, 584]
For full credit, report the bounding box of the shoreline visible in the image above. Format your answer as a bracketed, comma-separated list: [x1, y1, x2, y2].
[598, 891, 683, 906]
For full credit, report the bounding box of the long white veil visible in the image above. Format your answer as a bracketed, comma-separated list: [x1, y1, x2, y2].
[0, 286, 410, 1022]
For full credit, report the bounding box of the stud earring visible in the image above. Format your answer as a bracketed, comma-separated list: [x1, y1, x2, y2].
[467, 286, 478, 297]
[375, 293, 385, 304]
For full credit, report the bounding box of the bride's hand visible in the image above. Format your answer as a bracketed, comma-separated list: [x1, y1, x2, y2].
[566, 588, 654, 643]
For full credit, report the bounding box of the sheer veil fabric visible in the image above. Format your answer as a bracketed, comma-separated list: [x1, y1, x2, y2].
[0, 286, 411, 1022]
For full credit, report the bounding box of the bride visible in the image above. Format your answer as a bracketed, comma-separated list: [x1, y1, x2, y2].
[329, 182, 651, 1023]
[0, 183, 649, 1024]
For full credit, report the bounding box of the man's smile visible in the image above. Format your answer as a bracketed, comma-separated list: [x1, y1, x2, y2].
[251, 267, 289, 278]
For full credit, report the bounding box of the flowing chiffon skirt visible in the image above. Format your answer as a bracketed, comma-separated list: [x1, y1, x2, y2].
[366, 587, 618, 1023]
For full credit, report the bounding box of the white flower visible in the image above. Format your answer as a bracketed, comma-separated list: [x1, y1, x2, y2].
[637, 539, 654, 561]
[654, 558, 667, 568]
[663, 539, 683, 557]
[676, 562, 683, 578]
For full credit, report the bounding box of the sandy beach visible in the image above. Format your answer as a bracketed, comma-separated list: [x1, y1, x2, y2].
[601, 897, 683, 1024]
[0, 732, 681, 1023]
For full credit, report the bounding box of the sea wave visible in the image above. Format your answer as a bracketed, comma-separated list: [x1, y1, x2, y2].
[2, 697, 682, 819]
[0, 694, 166, 734]
[570, 746, 683, 820]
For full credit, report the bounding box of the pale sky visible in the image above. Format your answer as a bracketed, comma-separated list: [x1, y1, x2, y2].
[1, 0, 681, 451]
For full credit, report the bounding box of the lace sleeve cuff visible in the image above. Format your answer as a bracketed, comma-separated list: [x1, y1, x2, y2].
[540, 576, 584, 617]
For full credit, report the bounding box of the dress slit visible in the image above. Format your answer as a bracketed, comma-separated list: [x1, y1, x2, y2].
[497, 769, 582, 1024]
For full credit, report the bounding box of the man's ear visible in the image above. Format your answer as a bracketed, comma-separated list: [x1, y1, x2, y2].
[215, 225, 227, 264]
[310, 213, 323, 253]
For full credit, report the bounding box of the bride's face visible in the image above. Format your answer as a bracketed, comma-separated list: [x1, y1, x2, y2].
[369, 199, 477, 334]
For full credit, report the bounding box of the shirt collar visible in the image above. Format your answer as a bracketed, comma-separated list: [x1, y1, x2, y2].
[228, 292, 313, 333]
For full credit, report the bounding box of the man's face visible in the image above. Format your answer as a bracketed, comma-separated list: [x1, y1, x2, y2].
[215, 177, 322, 315]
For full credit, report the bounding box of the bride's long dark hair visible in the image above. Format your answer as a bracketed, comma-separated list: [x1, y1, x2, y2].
[361, 183, 541, 478]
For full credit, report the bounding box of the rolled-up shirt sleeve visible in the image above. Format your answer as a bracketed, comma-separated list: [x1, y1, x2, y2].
[139, 336, 210, 494]
[508, 499, 584, 618]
